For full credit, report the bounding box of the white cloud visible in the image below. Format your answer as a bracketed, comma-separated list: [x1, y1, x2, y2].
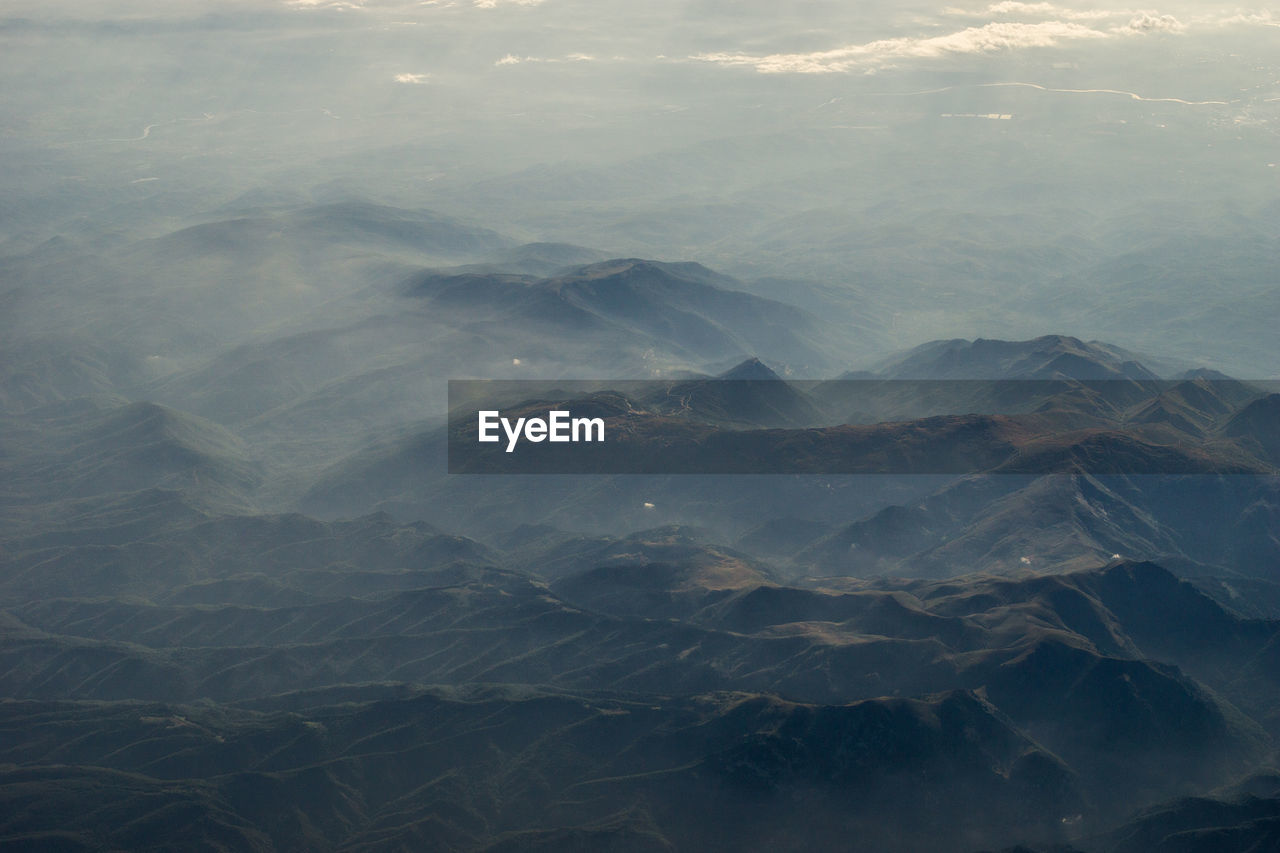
[695, 21, 1111, 74]
[1114, 11, 1184, 33]
[394, 72, 430, 83]
[287, 0, 366, 8]
[494, 52, 597, 66]
[474, 0, 545, 7]
[948, 4, 1273, 32]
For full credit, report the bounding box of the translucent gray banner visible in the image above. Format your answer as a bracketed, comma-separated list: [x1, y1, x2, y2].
[447, 379, 1280, 475]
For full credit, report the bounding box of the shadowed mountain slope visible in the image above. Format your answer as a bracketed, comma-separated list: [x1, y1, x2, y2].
[872, 336, 1161, 381]
[0, 398, 262, 527]
[0, 689, 1086, 853]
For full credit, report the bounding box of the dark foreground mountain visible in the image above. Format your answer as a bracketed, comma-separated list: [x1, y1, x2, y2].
[0, 689, 1083, 853]
[3, 240, 1278, 853]
[1088, 774, 1280, 853]
[2, 390, 1277, 851]
[3, 488, 1277, 851]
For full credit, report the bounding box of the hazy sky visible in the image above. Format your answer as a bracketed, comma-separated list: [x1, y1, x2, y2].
[3, 0, 1278, 372]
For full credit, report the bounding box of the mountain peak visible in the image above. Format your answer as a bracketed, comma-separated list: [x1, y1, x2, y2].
[877, 335, 1159, 380]
[561, 258, 724, 287]
[1222, 393, 1280, 462]
[718, 358, 782, 381]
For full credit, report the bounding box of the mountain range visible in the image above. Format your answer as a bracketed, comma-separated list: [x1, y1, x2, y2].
[2, 206, 1277, 851]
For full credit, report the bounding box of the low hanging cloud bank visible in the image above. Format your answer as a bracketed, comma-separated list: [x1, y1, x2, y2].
[694, 20, 1114, 74]
[690, 4, 1277, 74]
